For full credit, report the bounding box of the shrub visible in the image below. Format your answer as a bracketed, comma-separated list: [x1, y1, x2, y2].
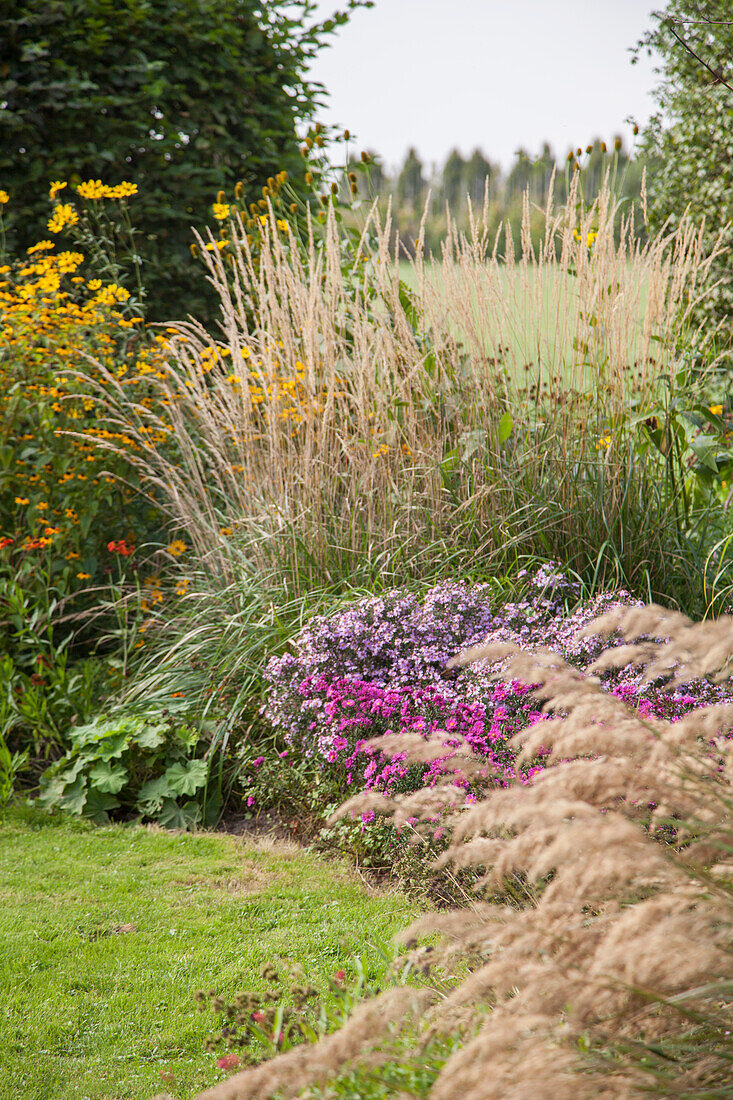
[0, 188, 180, 768]
[637, 1, 733, 360]
[0, 197, 172, 614]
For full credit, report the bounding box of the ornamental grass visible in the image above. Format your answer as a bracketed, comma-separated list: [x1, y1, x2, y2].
[78, 175, 725, 611]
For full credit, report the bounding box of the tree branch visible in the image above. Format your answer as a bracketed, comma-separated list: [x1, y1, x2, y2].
[666, 20, 733, 94]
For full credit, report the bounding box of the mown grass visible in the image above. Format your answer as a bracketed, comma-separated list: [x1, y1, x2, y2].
[0, 806, 417, 1100]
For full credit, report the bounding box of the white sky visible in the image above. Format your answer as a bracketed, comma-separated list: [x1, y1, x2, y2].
[307, 0, 661, 175]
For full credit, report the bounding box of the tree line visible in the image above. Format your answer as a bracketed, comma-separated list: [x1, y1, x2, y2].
[344, 137, 647, 255]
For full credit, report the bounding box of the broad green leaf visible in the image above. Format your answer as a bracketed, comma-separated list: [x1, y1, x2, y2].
[58, 775, 88, 815]
[84, 787, 120, 823]
[164, 759, 208, 797]
[498, 413, 513, 444]
[95, 733, 130, 761]
[37, 774, 70, 809]
[88, 761, 128, 794]
[158, 797, 202, 830]
[135, 724, 167, 751]
[689, 439, 720, 473]
[137, 775, 173, 812]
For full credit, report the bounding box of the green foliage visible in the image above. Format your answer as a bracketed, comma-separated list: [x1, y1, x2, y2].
[0, 639, 108, 765]
[0, 732, 28, 809]
[0, 0, 373, 322]
[636, 1, 733, 348]
[636, 379, 733, 536]
[37, 711, 212, 826]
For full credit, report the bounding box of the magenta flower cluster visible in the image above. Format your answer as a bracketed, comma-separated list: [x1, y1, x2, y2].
[285, 673, 547, 803]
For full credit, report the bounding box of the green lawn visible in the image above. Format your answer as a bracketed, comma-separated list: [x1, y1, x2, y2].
[0, 806, 416, 1100]
[398, 259, 654, 392]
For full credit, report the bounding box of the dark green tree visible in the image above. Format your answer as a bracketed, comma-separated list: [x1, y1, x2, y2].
[396, 147, 427, 210]
[464, 148, 497, 205]
[0, 0, 371, 322]
[506, 148, 534, 202]
[531, 141, 556, 200]
[636, 1, 733, 331]
[441, 149, 466, 210]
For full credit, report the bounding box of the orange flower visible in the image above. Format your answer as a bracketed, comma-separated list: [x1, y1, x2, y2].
[107, 538, 135, 556]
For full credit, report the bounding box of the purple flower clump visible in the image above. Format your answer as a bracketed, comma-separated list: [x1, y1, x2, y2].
[262, 566, 733, 815]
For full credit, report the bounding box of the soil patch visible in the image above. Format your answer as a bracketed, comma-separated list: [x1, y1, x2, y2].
[216, 808, 306, 844]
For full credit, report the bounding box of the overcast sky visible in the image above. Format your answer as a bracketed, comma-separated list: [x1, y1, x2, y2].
[307, 0, 661, 174]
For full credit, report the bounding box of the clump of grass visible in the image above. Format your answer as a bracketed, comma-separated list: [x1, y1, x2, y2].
[79, 177, 724, 610]
[198, 604, 733, 1100]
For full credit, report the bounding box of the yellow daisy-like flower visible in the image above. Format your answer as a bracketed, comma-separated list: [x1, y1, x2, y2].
[167, 539, 188, 556]
[709, 404, 724, 416]
[0, 190, 9, 205]
[49, 181, 67, 200]
[14, 497, 29, 506]
[76, 179, 112, 201]
[212, 202, 230, 220]
[204, 240, 228, 251]
[87, 279, 102, 291]
[77, 572, 92, 580]
[56, 251, 85, 274]
[47, 203, 79, 234]
[94, 283, 131, 305]
[35, 501, 48, 511]
[27, 240, 55, 255]
[109, 182, 138, 199]
[276, 219, 290, 233]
